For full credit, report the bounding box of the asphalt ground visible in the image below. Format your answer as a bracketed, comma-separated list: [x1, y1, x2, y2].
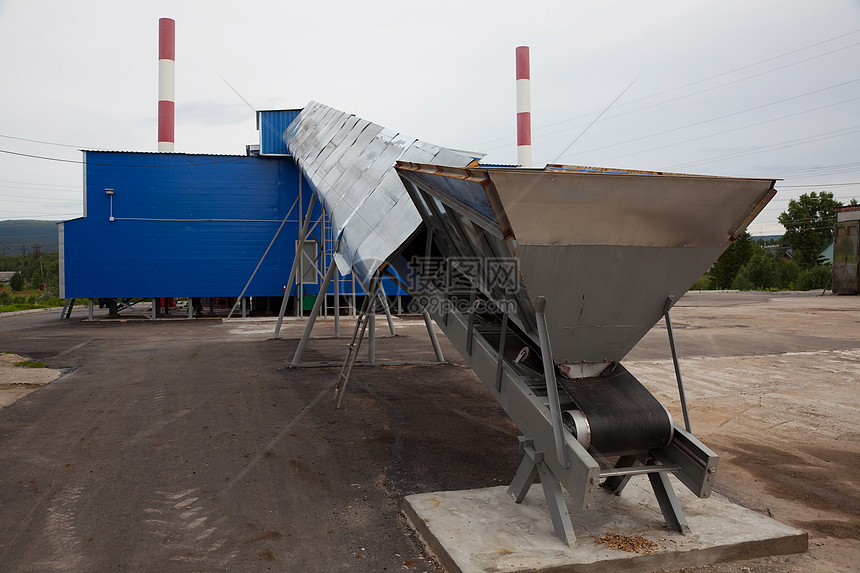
[0, 309, 520, 572]
[0, 292, 858, 572]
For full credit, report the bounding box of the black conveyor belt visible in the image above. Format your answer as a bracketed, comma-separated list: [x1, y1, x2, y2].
[559, 365, 673, 456]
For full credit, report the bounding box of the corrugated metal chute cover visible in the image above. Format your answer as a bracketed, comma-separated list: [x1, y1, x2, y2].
[61, 151, 306, 298]
[285, 101, 477, 283]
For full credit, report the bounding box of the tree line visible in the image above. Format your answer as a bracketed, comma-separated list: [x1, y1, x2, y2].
[0, 251, 60, 296]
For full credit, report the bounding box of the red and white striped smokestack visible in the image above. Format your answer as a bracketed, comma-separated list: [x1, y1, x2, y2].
[158, 18, 175, 152]
[515, 46, 531, 167]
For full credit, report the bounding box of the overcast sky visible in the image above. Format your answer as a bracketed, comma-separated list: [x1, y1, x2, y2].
[1, 0, 859, 235]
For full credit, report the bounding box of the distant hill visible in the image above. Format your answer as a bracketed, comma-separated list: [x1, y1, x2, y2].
[752, 234, 783, 243]
[0, 220, 60, 255]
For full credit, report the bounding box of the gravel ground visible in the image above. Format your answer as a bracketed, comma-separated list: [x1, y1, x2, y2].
[0, 291, 857, 572]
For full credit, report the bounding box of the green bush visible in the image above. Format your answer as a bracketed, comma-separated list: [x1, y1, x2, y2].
[691, 275, 713, 290]
[796, 264, 832, 291]
[731, 272, 755, 290]
[777, 259, 800, 290]
[8, 272, 25, 292]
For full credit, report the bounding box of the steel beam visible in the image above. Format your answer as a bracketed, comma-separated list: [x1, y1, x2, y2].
[291, 260, 337, 366]
[274, 194, 318, 338]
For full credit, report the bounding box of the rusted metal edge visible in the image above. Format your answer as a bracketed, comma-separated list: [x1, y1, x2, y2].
[729, 183, 778, 241]
[545, 163, 778, 181]
[394, 161, 515, 239]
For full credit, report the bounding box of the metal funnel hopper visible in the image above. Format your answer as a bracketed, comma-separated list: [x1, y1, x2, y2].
[396, 162, 776, 366]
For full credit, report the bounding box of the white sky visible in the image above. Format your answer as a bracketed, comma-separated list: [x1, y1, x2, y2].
[1, 0, 859, 235]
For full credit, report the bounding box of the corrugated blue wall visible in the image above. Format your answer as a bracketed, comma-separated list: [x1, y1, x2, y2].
[61, 152, 310, 298]
[60, 150, 405, 300]
[258, 109, 301, 155]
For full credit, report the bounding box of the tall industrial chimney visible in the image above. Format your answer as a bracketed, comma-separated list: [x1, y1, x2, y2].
[158, 18, 175, 152]
[515, 46, 531, 167]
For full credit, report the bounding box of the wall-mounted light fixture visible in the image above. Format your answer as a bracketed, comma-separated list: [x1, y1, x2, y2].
[105, 188, 115, 221]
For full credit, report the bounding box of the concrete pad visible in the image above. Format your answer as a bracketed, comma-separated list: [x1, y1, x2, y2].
[403, 478, 807, 573]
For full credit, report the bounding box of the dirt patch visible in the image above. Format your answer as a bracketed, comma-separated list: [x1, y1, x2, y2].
[719, 438, 860, 527]
[0, 352, 61, 407]
[625, 292, 860, 573]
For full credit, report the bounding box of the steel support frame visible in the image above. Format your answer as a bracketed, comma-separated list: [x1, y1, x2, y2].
[60, 299, 75, 319]
[508, 437, 576, 546]
[664, 295, 692, 432]
[399, 173, 719, 544]
[291, 259, 338, 366]
[274, 194, 318, 338]
[420, 279, 718, 543]
[422, 283, 600, 511]
[601, 454, 690, 534]
[335, 274, 381, 408]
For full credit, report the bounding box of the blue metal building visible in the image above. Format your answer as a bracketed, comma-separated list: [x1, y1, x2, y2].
[59, 108, 402, 314]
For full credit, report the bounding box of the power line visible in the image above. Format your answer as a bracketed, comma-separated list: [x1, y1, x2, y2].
[0, 186, 80, 194]
[468, 29, 860, 150]
[0, 133, 98, 150]
[551, 78, 638, 163]
[780, 182, 860, 188]
[577, 90, 860, 164]
[775, 163, 860, 179]
[0, 148, 249, 167]
[0, 178, 79, 188]
[669, 125, 860, 170]
[0, 196, 81, 204]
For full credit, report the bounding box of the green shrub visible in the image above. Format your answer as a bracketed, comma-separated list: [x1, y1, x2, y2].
[796, 265, 832, 291]
[691, 275, 713, 290]
[777, 259, 800, 290]
[731, 272, 756, 291]
[9, 272, 25, 292]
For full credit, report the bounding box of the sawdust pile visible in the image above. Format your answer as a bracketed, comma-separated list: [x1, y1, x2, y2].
[594, 533, 659, 554]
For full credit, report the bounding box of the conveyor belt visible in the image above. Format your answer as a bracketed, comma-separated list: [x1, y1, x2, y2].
[559, 365, 674, 456]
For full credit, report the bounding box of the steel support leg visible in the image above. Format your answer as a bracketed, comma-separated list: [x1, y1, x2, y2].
[466, 281, 477, 356]
[422, 310, 444, 362]
[274, 194, 317, 338]
[508, 449, 540, 504]
[664, 296, 692, 432]
[368, 299, 376, 364]
[508, 437, 575, 546]
[535, 297, 569, 469]
[88, 299, 94, 321]
[647, 464, 690, 534]
[378, 281, 396, 336]
[333, 264, 340, 338]
[291, 260, 337, 366]
[335, 275, 379, 409]
[495, 309, 509, 392]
